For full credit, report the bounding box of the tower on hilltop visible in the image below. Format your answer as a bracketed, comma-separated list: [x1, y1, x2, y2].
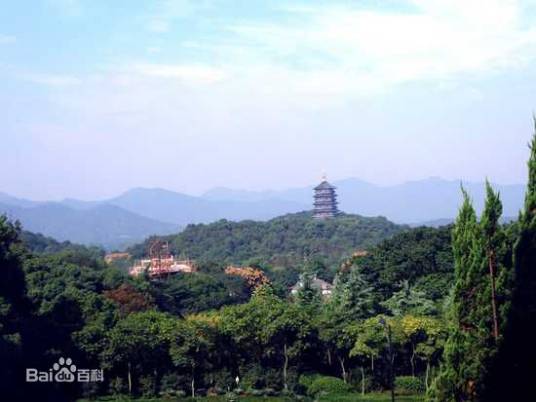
[313, 175, 339, 219]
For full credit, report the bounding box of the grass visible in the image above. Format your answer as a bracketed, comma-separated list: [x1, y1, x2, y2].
[79, 392, 424, 402]
[317, 392, 424, 401]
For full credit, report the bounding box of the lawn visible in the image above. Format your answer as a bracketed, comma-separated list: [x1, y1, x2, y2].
[79, 392, 424, 402]
[317, 393, 424, 401]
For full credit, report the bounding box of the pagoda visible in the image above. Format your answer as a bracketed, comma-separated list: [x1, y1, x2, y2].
[313, 176, 339, 219]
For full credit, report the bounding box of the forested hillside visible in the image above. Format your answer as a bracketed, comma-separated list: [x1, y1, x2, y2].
[356, 226, 454, 300]
[129, 212, 407, 268]
[2, 129, 534, 401]
[0, 209, 456, 401]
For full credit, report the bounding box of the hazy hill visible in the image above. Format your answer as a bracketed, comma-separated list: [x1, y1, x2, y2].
[0, 177, 524, 248]
[128, 211, 408, 268]
[108, 188, 307, 225]
[0, 202, 178, 249]
[0, 188, 308, 248]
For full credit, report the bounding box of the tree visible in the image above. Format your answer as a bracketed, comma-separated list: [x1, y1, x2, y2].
[381, 280, 437, 317]
[221, 285, 314, 391]
[397, 315, 444, 381]
[483, 122, 536, 401]
[264, 303, 313, 390]
[169, 317, 216, 398]
[103, 311, 175, 394]
[0, 217, 27, 400]
[430, 178, 514, 401]
[331, 265, 377, 320]
[429, 188, 479, 401]
[294, 265, 322, 311]
[350, 316, 386, 394]
[480, 182, 504, 340]
[317, 305, 355, 383]
[103, 283, 154, 317]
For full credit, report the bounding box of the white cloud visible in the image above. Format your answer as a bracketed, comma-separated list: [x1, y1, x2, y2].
[0, 34, 16, 44]
[223, 0, 536, 96]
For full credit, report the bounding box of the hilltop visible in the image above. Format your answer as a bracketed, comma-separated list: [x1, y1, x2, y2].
[128, 211, 408, 269]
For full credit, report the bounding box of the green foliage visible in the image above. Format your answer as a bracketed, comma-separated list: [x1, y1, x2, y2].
[299, 373, 321, 389]
[294, 266, 322, 310]
[480, 122, 536, 401]
[307, 375, 352, 396]
[395, 376, 425, 394]
[21, 229, 105, 257]
[151, 270, 250, 315]
[381, 281, 437, 316]
[0, 216, 27, 400]
[129, 212, 406, 270]
[357, 226, 454, 301]
[431, 182, 514, 401]
[0, 199, 471, 400]
[331, 266, 378, 320]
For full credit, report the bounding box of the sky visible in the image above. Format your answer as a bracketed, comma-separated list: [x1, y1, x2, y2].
[1, 0, 536, 201]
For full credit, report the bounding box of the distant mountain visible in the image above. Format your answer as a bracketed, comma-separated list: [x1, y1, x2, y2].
[411, 215, 517, 228]
[203, 177, 525, 224]
[0, 202, 178, 249]
[107, 187, 308, 225]
[0, 177, 525, 248]
[0, 188, 308, 248]
[0, 192, 40, 208]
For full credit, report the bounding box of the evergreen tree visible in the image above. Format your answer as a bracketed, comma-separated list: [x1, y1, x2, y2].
[294, 263, 322, 311]
[429, 188, 480, 401]
[0, 216, 29, 401]
[480, 181, 503, 340]
[331, 265, 377, 320]
[460, 182, 510, 400]
[483, 122, 536, 401]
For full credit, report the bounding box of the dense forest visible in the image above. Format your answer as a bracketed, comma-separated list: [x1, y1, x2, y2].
[1, 212, 451, 401]
[2, 129, 536, 401]
[129, 212, 407, 269]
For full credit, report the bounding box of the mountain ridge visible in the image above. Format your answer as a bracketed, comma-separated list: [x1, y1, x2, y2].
[0, 177, 525, 248]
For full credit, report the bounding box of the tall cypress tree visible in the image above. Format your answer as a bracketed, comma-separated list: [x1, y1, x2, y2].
[484, 121, 536, 401]
[429, 183, 511, 401]
[429, 188, 480, 401]
[480, 181, 503, 341]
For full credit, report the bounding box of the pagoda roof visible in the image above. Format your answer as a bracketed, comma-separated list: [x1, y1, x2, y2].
[314, 180, 336, 190]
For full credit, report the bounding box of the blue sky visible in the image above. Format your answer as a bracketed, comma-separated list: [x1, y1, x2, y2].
[1, 0, 536, 200]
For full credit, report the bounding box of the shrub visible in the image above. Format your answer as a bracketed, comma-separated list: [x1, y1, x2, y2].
[298, 373, 320, 389]
[210, 369, 234, 388]
[159, 373, 187, 398]
[248, 388, 264, 396]
[307, 376, 352, 396]
[395, 376, 425, 394]
[109, 376, 126, 395]
[138, 375, 156, 397]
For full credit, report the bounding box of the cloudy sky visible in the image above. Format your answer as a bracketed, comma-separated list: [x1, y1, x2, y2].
[1, 0, 536, 200]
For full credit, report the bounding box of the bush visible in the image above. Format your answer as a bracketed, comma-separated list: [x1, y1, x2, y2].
[109, 377, 126, 395]
[159, 373, 187, 398]
[138, 375, 156, 397]
[298, 373, 320, 389]
[307, 376, 352, 396]
[206, 369, 234, 392]
[395, 376, 425, 394]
